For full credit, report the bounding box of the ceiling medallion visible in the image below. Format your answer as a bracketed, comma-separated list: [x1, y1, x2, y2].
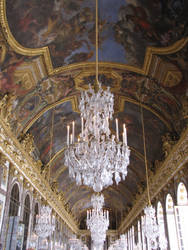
[86, 194, 109, 249]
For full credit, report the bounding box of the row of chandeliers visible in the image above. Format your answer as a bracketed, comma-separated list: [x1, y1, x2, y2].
[33, 0, 168, 248]
[63, 0, 130, 248]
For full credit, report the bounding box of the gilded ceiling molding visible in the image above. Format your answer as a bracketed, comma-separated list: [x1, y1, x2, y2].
[0, 117, 79, 233]
[1, 0, 188, 76]
[119, 96, 172, 131]
[52, 164, 67, 181]
[46, 147, 65, 170]
[23, 96, 78, 134]
[143, 37, 188, 75]
[74, 68, 123, 92]
[118, 127, 188, 233]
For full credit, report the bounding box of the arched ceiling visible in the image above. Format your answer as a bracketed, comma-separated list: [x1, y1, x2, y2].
[0, 0, 188, 229]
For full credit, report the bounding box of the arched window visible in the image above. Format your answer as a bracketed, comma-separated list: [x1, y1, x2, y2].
[166, 194, 179, 250]
[33, 203, 39, 230]
[22, 194, 30, 250]
[9, 183, 20, 216]
[175, 182, 188, 249]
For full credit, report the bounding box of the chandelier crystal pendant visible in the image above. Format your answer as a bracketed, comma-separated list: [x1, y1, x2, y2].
[87, 194, 109, 248]
[35, 205, 55, 238]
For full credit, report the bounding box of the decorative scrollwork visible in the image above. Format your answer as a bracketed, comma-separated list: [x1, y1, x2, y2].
[0, 94, 16, 128]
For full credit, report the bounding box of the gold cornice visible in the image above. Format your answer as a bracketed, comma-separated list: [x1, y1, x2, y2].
[23, 96, 78, 134]
[0, 117, 79, 233]
[118, 127, 188, 233]
[0, 0, 188, 76]
[119, 96, 172, 131]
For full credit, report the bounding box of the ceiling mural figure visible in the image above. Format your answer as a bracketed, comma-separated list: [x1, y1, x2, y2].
[6, 0, 188, 67]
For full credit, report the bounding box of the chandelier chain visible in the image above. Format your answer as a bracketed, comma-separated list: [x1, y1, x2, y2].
[49, 108, 54, 183]
[140, 103, 151, 206]
[95, 0, 99, 86]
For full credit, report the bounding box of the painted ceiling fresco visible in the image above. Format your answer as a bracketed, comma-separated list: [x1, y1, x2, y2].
[6, 0, 188, 67]
[0, 0, 188, 229]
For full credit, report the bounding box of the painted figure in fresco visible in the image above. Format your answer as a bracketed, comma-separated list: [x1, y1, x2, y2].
[125, 4, 159, 42]
[6, 0, 96, 66]
[0, 60, 24, 95]
[114, 0, 188, 66]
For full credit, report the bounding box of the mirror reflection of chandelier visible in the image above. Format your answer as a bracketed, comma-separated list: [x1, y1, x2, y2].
[35, 205, 55, 238]
[86, 194, 109, 248]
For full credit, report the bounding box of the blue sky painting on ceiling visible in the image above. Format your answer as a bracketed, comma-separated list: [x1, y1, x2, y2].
[7, 0, 188, 68]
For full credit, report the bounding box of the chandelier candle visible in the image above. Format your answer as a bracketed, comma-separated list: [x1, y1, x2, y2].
[115, 118, 119, 141]
[72, 121, 75, 143]
[67, 125, 70, 146]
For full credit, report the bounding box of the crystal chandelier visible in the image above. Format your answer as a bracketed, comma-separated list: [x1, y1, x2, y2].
[142, 206, 160, 249]
[140, 102, 167, 249]
[64, 83, 130, 192]
[35, 205, 55, 238]
[87, 194, 109, 248]
[64, 0, 130, 192]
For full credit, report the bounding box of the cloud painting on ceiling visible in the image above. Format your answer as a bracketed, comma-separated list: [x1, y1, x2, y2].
[7, 0, 188, 68]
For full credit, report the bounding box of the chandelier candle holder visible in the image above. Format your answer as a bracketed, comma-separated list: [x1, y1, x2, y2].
[87, 194, 109, 248]
[35, 205, 55, 238]
[64, 84, 130, 192]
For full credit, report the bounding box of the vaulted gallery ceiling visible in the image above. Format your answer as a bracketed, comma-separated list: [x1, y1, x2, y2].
[0, 0, 188, 230]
